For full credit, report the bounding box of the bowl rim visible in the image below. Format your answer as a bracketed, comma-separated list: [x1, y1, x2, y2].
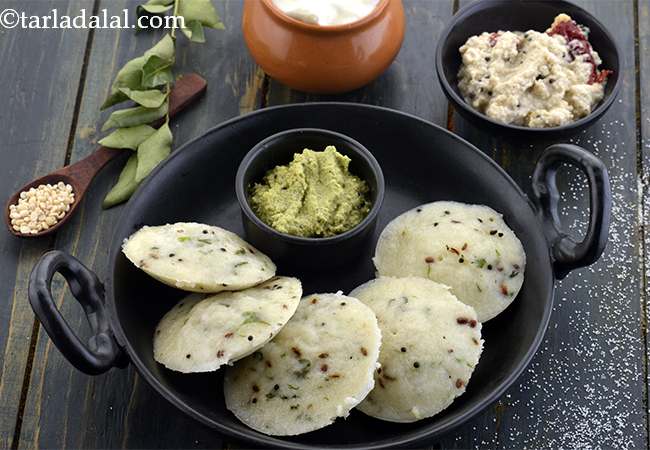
[108, 102, 555, 449]
[434, 0, 622, 133]
[235, 127, 386, 245]
[259, 0, 390, 32]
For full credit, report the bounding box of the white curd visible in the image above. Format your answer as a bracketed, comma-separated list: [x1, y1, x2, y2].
[271, 0, 380, 26]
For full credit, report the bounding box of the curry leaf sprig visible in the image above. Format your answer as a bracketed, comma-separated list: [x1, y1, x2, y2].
[99, 0, 223, 208]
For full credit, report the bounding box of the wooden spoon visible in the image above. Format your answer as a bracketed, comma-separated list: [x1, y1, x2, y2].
[4, 73, 207, 238]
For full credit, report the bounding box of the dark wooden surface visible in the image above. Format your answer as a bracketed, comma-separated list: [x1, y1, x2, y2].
[0, 0, 648, 448]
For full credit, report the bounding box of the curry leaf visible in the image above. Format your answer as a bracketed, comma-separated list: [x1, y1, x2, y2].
[102, 35, 175, 107]
[145, 33, 175, 62]
[181, 20, 206, 43]
[142, 55, 175, 88]
[136, 0, 175, 21]
[100, 2, 224, 210]
[102, 91, 130, 110]
[144, 0, 175, 5]
[101, 101, 168, 131]
[118, 87, 168, 108]
[140, 4, 174, 14]
[99, 125, 157, 150]
[103, 154, 140, 208]
[109, 56, 146, 88]
[178, 0, 224, 29]
[101, 56, 146, 110]
[135, 122, 173, 182]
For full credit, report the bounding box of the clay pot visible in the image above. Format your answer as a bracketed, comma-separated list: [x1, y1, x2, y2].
[242, 0, 405, 94]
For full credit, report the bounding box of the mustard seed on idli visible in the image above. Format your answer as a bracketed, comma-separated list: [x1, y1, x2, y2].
[350, 276, 482, 422]
[153, 276, 302, 373]
[373, 201, 525, 321]
[122, 222, 276, 293]
[224, 293, 381, 436]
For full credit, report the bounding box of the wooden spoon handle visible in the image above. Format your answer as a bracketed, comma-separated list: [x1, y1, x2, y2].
[55, 73, 208, 188]
[168, 73, 209, 117]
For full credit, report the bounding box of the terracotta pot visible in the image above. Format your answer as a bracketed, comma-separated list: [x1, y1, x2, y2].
[242, 0, 405, 94]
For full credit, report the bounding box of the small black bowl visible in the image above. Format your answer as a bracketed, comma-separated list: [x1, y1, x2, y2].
[435, 0, 621, 137]
[235, 128, 385, 272]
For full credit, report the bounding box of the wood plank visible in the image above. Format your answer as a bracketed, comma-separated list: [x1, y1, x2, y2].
[638, 0, 650, 434]
[17, 1, 263, 448]
[450, 0, 648, 447]
[0, 1, 91, 448]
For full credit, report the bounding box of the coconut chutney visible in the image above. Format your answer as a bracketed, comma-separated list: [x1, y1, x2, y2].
[457, 14, 612, 128]
[249, 146, 371, 238]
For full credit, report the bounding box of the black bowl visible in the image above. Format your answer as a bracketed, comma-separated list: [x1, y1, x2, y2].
[235, 128, 385, 271]
[435, 0, 621, 137]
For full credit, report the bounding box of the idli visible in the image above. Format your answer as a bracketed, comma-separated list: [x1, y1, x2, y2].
[123, 222, 276, 293]
[350, 276, 483, 422]
[373, 201, 525, 321]
[153, 276, 302, 373]
[224, 293, 381, 436]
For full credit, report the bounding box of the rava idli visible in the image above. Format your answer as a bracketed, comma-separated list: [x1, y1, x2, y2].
[123, 222, 276, 293]
[350, 276, 482, 422]
[374, 201, 526, 322]
[153, 276, 302, 373]
[224, 293, 381, 436]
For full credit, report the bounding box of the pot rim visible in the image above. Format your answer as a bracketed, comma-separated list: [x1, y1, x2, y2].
[107, 102, 555, 449]
[259, 0, 390, 33]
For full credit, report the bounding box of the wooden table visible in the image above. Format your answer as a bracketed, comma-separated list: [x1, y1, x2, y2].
[1, 0, 648, 448]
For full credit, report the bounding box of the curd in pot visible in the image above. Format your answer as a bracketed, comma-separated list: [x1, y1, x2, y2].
[271, 0, 380, 26]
